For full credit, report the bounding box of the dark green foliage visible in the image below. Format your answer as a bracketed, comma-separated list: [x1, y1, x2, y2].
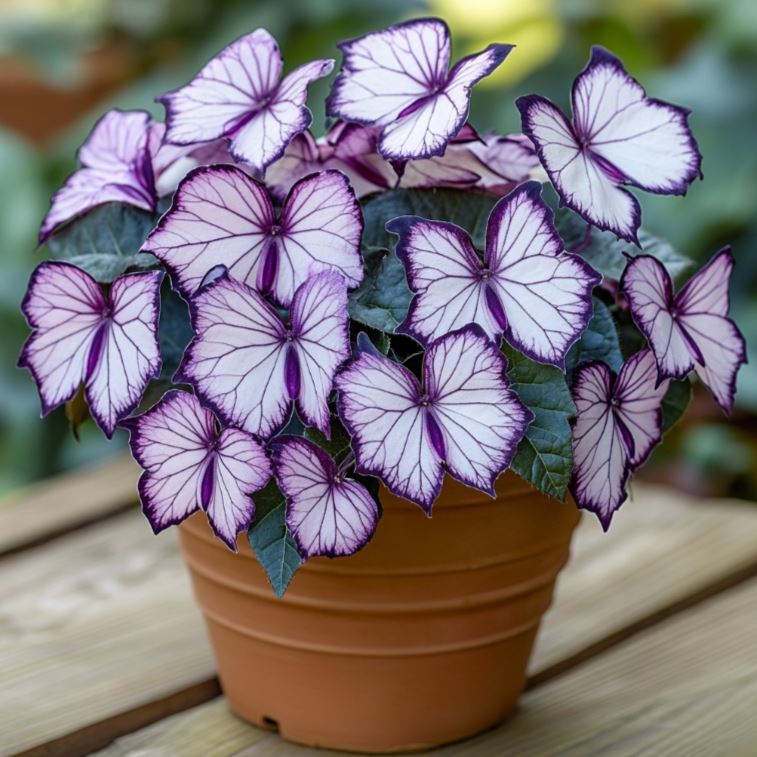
[503, 345, 576, 500]
[247, 480, 302, 597]
[45, 203, 158, 282]
[566, 297, 624, 373]
[662, 379, 693, 432]
[555, 209, 693, 283]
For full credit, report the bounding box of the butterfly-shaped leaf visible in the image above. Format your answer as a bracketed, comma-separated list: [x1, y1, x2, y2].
[327, 18, 512, 161]
[571, 349, 669, 529]
[336, 325, 532, 512]
[124, 390, 270, 550]
[18, 261, 162, 437]
[143, 165, 363, 307]
[389, 182, 600, 367]
[621, 248, 746, 414]
[158, 29, 333, 173]
[177, 271, 350, 440]
[518, 47, 701, 243]
[40, 110, 156, 243]
[273, 436, 379, 558]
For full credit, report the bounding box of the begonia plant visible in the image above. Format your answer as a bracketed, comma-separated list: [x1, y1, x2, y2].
[20, 19, 746, 595]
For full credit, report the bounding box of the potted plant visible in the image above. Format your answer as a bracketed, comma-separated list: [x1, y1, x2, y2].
[19, 18, 746, 754]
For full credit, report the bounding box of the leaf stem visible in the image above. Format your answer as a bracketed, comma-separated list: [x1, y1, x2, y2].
[337, 451, 356, 477]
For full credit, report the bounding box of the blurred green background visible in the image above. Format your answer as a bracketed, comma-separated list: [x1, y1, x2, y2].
[0, 0, 755, 498]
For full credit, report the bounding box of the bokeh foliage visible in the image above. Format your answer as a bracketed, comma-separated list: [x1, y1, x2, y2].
[1, 0, 755, 497]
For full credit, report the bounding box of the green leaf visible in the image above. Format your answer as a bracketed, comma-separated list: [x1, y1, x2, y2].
[45, 203, 158, 282]
[361, 187, 496, 250]
[554, 209, 693, 283]
[136, 379, 173, 414]
[247, 480, 302, 597]
[503, 345, 575, 500]
[348, 247, 412, 332]
[304, 416, 353, 464]
[566, 297, 623, 373]
[158, 285, 194, 380]
[356, 330, 391, 356]
[662, 379, 692, 433]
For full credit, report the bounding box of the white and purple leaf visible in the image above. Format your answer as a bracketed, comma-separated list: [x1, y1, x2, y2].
[158, 29, 333, 173]
[40, 110, 156, 243]
[390, 182, 600, 367]
[327, 18, 512, 161]
[143, 165, 363, 307]
[571, 349, 668, 529]
[518, 46, 701, 242]
[124, 390, 271, 549]
[621, 248, 747, 414]
[177, 271, 350, 440]
[336, 326, 532, 512]
[273, 436, 379, 558]
[18, 261, 162, 437]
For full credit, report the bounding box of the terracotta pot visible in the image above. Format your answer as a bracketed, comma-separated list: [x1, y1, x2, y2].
[178, 471, 580, 753]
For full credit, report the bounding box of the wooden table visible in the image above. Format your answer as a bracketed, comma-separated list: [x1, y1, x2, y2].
[3, 455, 757, 756]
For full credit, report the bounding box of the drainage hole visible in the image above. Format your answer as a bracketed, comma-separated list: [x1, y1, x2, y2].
[261, 716, 279, 732]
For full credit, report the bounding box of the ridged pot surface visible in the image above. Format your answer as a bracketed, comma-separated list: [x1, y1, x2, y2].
[178, 471, 580, 753]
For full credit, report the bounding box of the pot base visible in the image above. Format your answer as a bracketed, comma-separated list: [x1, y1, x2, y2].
[179, 472, 580, 753]
[208, 618, 538, 753]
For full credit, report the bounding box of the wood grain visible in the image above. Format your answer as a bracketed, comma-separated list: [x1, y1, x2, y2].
[531, 483, 757, 676]
[0, 454, 139, 557]
[6, 481, 757, 755]
[0, 512, 216, 756]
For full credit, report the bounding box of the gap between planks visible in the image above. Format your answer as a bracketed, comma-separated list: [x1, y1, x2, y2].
[4, 461, 757, 756]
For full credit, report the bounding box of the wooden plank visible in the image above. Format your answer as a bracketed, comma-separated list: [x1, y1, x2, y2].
[530, 484, 757, 679]
[0, 454, 139, 557]
[7, 485, 757, 755]
[91, 699, 314, 757]
[0, 511, 216, 757]
[92, 578, 757, 756]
